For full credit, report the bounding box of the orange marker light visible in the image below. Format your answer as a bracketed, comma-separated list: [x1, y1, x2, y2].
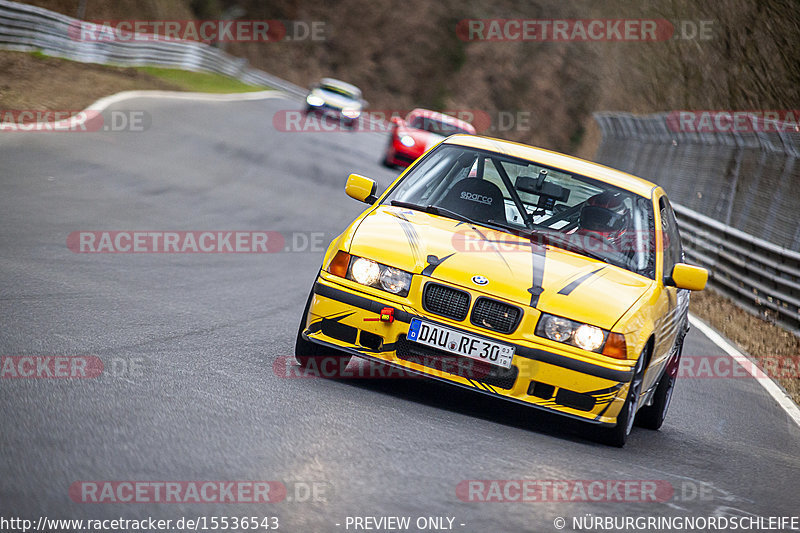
[328, 251, 351, 278]
[602, 332, 627, 360]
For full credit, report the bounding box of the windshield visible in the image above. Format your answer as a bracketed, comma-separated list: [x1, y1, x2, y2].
[409, 116, 472, 136]
[383, 144, 655, 278]
[319, 84, 359, 100]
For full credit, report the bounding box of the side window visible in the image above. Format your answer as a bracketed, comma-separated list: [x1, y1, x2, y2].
[659, 197, 683, 278]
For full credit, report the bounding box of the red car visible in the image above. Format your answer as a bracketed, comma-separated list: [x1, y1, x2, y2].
[382, 109, 476, 168]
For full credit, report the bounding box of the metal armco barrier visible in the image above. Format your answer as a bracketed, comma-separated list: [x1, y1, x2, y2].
[0, 0, 306, 97]
[594, 111, 800, 335]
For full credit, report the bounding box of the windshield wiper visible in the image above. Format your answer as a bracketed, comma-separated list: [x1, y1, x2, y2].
[389, 200, 472, 224]
[532, 230, 615, 264]
[390, 200, 527, 237]
[391, 200, 549, 240]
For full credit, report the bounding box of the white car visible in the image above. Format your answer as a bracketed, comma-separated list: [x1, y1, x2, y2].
[305, 78, 367, 129]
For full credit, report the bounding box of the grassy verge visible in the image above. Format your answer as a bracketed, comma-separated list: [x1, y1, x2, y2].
[137, 66, 268, 93]
[0, 50, 270, 113]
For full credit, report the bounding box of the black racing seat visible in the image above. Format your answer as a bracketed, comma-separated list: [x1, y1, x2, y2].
[437, 178, 507, 225]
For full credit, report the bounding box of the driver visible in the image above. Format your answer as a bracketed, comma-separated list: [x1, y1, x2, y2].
[577, 191, 632, 254]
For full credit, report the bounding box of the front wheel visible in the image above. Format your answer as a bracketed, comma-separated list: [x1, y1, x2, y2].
[636, 337, 683, 430]
[294, 289, 352, 376]
[381, 153, 396, 168]
[598, 350, 646, 447]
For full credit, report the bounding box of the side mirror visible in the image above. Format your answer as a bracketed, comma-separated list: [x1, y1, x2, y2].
[345, 173, 378, 204]
[666, 263, 708, 291]
[390, 116, 404, 127]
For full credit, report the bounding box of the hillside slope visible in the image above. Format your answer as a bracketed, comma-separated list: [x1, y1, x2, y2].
[17, 0, 800, 158]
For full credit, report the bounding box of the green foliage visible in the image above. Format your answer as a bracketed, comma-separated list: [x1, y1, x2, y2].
[138, 66, 267, 93]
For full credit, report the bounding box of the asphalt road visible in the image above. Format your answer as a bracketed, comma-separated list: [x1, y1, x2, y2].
[1, 94, 799, 533]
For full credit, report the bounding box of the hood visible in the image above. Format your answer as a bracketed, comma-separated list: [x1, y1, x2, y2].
[311, 88, 362, 110]
[347, 206, 653, 330]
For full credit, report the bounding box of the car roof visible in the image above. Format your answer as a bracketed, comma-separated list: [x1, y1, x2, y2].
[408, 108, 476, 132]
[444, 134, 656, 197]
[319, 78, 361, 97]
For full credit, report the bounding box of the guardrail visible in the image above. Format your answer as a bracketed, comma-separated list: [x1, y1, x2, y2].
[594, 112, 800, 336]
[674, 204, 800, 335]
[0, 0, 306, 97]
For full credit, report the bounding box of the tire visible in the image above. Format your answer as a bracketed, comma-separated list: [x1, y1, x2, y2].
[636, 337, 683, 430]
[381, 154, 396, 168]
[598, 349, 646, 447]
[294, 289, 352, 376]
[382, 137, 397, 168]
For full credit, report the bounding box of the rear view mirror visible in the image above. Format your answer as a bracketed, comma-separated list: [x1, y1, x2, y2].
[345, 174, 378, 204]
[667, 263, 708, 291]
[516, 175, 570, 211]
[516, 176, 570, 202]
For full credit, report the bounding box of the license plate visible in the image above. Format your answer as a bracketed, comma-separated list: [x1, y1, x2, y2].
[407, 318, 514, 369]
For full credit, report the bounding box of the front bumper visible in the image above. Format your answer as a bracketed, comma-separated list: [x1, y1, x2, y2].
[303, 275, 635, 425]
[307, 104, 358, 124]
[384, 137, 424, 167]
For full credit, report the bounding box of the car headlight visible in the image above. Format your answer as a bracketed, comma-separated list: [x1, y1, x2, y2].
[342, 108, 361, 119]
[573, 324, 605, 352]
[535, 313, 610, 353]
[338, 254, 412, 297]
[543, 316, 573, 342]
[380, 267, 411, 295]
[351, 257, 381, 286]
[306, 95, 324, 107]
[400, 135, 416, 148]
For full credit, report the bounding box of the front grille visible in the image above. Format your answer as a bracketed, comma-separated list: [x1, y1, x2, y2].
[471, 297, 522, 334]
[396, 336, 518, 390]
[423, 283, 470, 321]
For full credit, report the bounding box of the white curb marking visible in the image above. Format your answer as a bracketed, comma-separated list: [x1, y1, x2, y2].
[0, 89, 287, 131]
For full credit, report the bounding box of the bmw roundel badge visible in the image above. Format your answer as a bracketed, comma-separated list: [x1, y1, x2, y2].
[472, 275, 489, 286]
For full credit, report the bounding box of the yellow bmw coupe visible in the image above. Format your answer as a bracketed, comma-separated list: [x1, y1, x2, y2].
[295, 135, 707, 446]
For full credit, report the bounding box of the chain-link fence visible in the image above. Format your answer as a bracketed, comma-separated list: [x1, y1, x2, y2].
[594, 112, 800, 249]
[594, 112, 800, 334]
